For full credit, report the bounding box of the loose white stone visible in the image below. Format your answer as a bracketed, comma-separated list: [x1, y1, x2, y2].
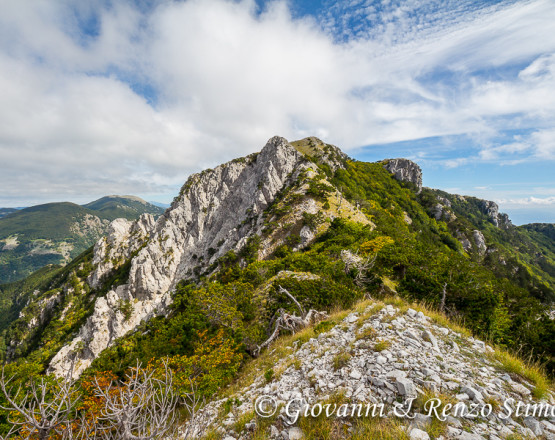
[288, 427, 304, 440]
[410, 428, 430, 440]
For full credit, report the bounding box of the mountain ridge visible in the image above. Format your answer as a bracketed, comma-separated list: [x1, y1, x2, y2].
[0, 195, 165, 284]
[0, 136, 553, 439]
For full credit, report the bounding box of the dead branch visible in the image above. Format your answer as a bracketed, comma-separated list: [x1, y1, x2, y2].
[341, 249, 377, 287]
[439, 282, 448, 313]
[94, 360, 178, 440]
[278, 286, 306, 317]
[0, 366, 80, 440]
[253, 287, 327, 357]
[180, 378, 207, 440]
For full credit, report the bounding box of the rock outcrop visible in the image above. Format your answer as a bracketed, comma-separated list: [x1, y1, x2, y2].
[472, 230, 487, 256]
[431, 196, 457, 223]
[187, 303, 555, 440]
[479, 200, 512, 230]
[49, 136, 320, 378]
[383, 159, 423, 193]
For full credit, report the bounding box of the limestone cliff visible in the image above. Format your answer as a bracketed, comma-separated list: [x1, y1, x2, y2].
[479, 200, 512, 229]
[49, 136, 331, 377]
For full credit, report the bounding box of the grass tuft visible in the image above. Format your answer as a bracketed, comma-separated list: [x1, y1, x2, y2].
[489, 349, 551, 399]
[374, 340, 391, 352]
[333, 352, 352, 371]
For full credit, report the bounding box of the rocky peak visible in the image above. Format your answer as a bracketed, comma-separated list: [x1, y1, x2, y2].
[49, 136, 312, 378]
[290, 137, 349, 172]
[479, 200, 512, 229]
[382, 158, 423, 193]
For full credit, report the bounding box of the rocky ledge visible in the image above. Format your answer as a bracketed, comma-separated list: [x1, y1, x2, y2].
[188, 302, 554, 440]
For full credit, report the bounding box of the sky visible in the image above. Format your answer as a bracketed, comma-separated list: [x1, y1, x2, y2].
[0, 0, 554, 225]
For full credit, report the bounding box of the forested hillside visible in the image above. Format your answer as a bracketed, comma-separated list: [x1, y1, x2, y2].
[0, 196, 164, 284]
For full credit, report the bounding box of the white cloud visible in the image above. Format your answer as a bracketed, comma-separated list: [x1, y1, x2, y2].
[497, 196, 555, 206]
[531, 129, 555, 160]
[1, 0, 555, 205]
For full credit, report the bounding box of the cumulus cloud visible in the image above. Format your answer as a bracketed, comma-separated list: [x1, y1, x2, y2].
[0, 0, 555, 206]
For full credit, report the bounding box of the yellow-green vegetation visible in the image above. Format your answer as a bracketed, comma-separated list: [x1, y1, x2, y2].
[221, 305, 353, 399]
[411, 304, 472, 338]
[296, 391, 350, 440]
[295, 388, 412, 440]
[484, 395, 501, 411]
[264, 368, 274, 383]
[2, 140, 555, 439]
[356, 326, 377, 341]
[292, 405, 415, 440]
[355, 301, 384, 326]
[333, 352, 352, 370]
[412, 388, 455, 438]
[382, 296, 472, 337]
[200, 430, 222, 440]
[489, 348, 551, 399]
[314, 318, 339, 334]
[374, 340, 391, 352]
[0, 197, 164, 284]
[232, 410, 256, 434]
[351, 418, 410, 440]
[381, 276, 399, 294]
[222, 326, 318, 398]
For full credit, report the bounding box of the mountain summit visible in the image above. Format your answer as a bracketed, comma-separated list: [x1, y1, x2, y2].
[50, 136, 354, 377]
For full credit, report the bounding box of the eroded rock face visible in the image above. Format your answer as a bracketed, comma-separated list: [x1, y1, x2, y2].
[480, 200, 500, 227]
[431, 197, 456, 222]
[87, 215, 155, 289]
[479, 200, 512, 230]
[472, 230, 487, 256]
[383, 159, 423, 193]
[49, 136, 311, 378]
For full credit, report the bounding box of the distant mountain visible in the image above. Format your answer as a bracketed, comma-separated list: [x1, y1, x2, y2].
[83, 195, 165, 220]
[0, 196, 164, 284]
[0, 208, 23, 219]
[149, 201, 171, 209]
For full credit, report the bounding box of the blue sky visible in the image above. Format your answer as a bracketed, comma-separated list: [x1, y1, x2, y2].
[0, 0, 553, 225]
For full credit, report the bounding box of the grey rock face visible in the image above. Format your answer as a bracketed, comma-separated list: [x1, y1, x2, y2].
[49, 136, 311, 378]
[461, 385, 483, 402]
[422, 330, 440, 352]
[87, 215, 155, 289]
[479, 200, 512, 229]
[524, 417, 544, 436]
[396, 378, 416, 397]
[430, 196, 456, 222]
[455, 433, 486, 440]
[472, 230, 487, 255]
[409, 428, 430, 440]
[480, 200, 500, 226]
[383, 158, 423, 193]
